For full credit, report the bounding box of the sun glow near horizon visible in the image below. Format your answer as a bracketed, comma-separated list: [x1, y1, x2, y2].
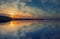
[0, 7, 33, 18]
[0, 4, 37, 18]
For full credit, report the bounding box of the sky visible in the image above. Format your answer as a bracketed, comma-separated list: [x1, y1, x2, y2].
[0, 0, 60, 18]
[0, 0, 60, 39]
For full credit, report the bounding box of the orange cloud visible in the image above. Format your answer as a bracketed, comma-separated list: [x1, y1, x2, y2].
[0, 5, 34, 18]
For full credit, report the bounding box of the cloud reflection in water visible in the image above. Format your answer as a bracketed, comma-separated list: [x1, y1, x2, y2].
[0, 20, 60, 39]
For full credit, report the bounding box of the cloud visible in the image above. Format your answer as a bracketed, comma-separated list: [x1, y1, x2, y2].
[0, 0, 60, 18]
[0, 0, 47, 18]
[40, 0, 60, 5]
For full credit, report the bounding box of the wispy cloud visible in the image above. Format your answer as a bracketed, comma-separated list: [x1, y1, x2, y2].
[0, 0, 60, 18]
[0, 0, 47, 18]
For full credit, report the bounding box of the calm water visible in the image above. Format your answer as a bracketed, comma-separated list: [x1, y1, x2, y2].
[0, 20, 60, 39]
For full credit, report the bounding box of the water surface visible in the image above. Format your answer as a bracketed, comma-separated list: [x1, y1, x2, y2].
[0, 20, 60, 39]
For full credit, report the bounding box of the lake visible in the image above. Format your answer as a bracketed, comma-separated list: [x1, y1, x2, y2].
[0, 20, 60, 39]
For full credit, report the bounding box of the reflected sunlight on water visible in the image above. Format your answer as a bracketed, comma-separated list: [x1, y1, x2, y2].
[0, 20, 38, 34]
[0, 20, 60, 39]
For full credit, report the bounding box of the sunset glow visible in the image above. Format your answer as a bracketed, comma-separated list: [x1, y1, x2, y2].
[0, 20, 37, 34]
[0, 5, 34, 18]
